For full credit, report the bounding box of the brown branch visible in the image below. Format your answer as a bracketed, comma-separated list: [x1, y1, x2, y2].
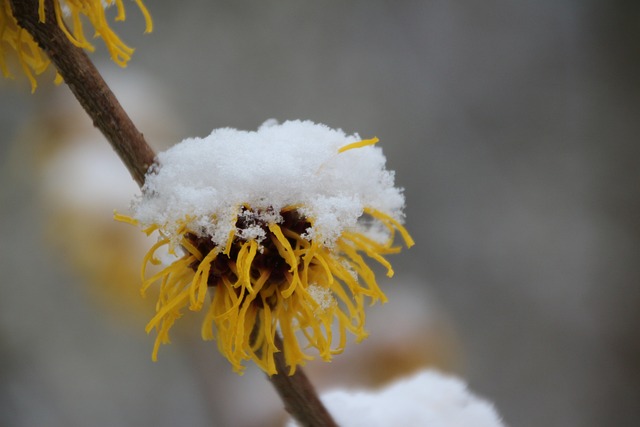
[11, 1, 338, 426]
[9, 0, 156, 187]
[268, 333, 338, 427]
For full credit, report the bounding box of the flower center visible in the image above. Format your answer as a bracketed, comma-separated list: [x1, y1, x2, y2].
[187, 207, 311, 294]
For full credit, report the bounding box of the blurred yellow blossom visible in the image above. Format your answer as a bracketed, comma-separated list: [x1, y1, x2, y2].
[0, 0, 151, 91]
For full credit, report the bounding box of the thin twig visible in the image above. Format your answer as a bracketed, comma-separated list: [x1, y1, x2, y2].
[269, 333, 338, 427]
[11, 2, 337, 425]
[9, 0, 156, 186]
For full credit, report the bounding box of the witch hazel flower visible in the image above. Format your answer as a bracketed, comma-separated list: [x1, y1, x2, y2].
[1, 0, 152, 91]
[117, 120, 414, 375]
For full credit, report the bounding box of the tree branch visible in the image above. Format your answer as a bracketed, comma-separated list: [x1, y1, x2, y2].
[269, 333, 338, 427]
[10, 1, 338, 425]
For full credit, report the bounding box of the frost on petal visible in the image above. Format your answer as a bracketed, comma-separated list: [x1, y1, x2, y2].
[307, 284, 337, 314]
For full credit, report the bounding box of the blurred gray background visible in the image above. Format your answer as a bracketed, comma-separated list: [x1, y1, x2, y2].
[1, 1, 639, 426]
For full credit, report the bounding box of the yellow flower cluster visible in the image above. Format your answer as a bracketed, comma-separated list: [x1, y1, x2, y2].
[117, 205, 413, 375]
[0, 0, 151, 91]
[116, 135, 414, 375]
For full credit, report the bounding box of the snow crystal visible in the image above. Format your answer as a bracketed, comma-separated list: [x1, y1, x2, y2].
[132, 120, 406, 248]
[287, 370, 506, 427]
[307, 284, 337, 314]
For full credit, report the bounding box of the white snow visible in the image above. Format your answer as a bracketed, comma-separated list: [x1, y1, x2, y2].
[306, 284, 337, 314]
[132, 120, 406, 248]
[287, 370, 506, 427]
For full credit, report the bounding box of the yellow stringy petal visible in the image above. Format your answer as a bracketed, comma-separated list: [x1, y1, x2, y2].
[338, 137, 379, 153]
[119, 202, 412, 375]
[133, 0, 153, 33]
[113, 211, 139, 226]
[53, 0, 90, 50]
[114, 0, 126, 21]
[189, 249, 217, 310]
[268, 223, 301, 298]
[223, 228, 235, 255]
[180, 236, 203, 261]
[364, 207, 415, 248]
[140, 239, 168, 286]
[342, 232, 395, 277]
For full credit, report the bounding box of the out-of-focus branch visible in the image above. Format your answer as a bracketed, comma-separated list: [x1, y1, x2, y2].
[9, 0, 155, 187]
[269, 333, 338, 427]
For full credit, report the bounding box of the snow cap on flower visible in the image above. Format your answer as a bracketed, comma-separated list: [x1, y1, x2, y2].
[119, 120, 413, 375]
[135, 119, 406, 249]
[287, 370, 506, 427]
